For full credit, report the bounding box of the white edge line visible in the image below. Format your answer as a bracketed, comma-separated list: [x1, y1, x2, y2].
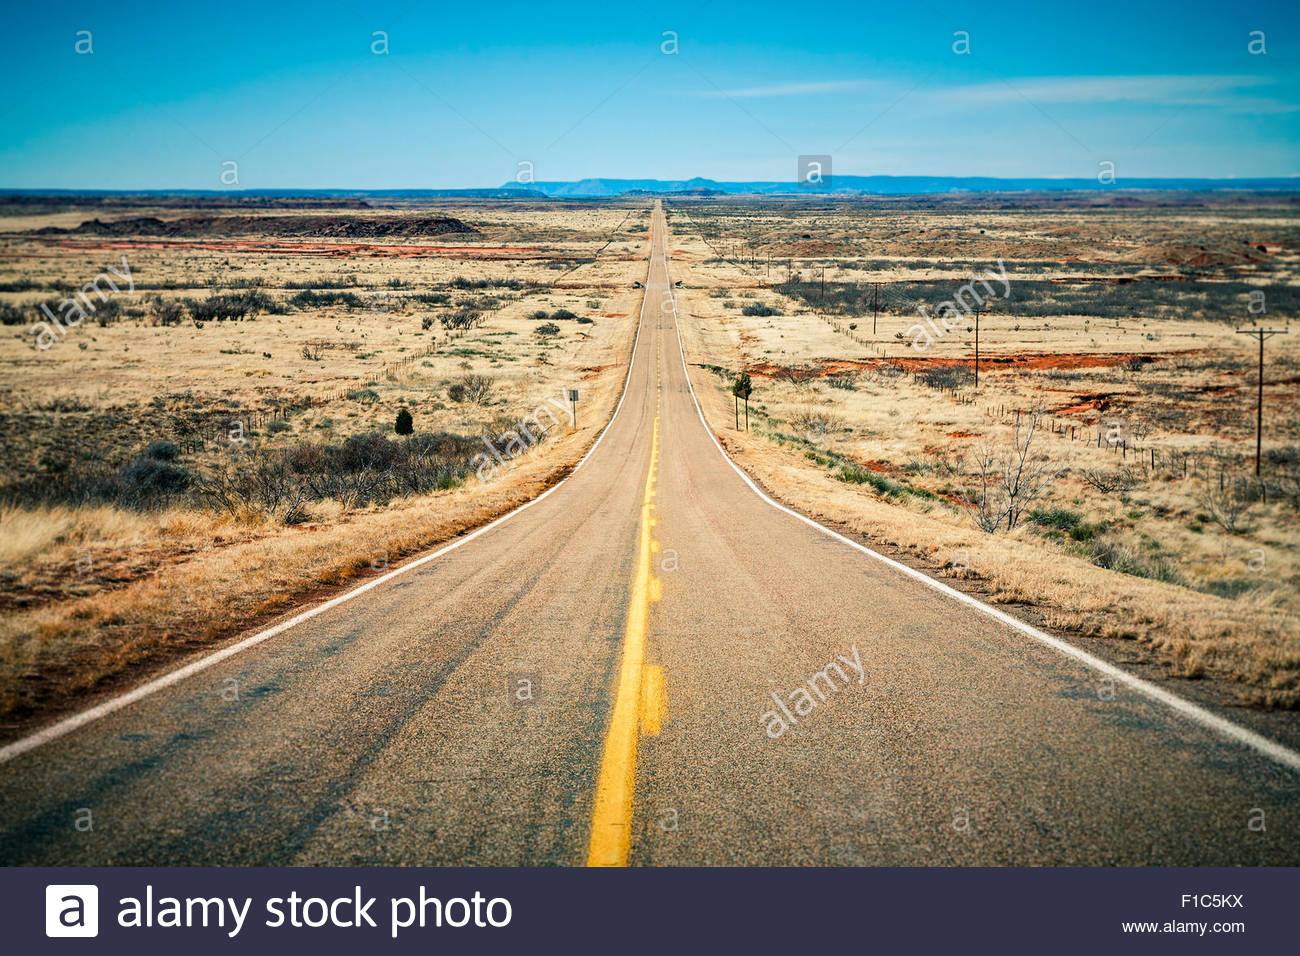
[0, 215, 659, 766]
[659, 209, 1300, 776]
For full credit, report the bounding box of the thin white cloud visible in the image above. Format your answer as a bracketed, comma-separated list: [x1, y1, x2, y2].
[934, 75, 1292, 111]
[692, 74, 1297, 113]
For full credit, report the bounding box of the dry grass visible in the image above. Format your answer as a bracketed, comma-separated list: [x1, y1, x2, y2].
[668, 197, 1300, 708]
[0, 199, 646, 726]
[0, 427, 608, 721]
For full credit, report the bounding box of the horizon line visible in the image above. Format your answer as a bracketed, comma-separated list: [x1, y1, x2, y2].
[4, 172, 1300, 198]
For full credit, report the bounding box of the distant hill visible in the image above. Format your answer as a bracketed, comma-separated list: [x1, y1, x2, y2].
[509, 176, 1300, 197]
[524, 177, 729, 197]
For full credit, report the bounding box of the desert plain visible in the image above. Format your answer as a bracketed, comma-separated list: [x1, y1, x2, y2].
[1, 190, 1297, 740]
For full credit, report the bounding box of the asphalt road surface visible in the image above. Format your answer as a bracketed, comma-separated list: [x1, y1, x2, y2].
[2, 202, 1297, 865]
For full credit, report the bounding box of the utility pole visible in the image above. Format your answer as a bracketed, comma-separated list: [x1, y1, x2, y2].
[871, 282, 880, 336]
[1236, 327, 1288, 475]
[820, 266, 825, 302]
[973, 306, 981, 389]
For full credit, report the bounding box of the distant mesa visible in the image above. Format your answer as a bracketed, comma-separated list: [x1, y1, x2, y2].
[623, 186, 723, 197]
[501, 175, 1300, 198]
[35, 214, 478, 239]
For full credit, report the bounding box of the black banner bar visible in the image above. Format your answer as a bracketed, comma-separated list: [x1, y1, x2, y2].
[4, 866, 1292, 953]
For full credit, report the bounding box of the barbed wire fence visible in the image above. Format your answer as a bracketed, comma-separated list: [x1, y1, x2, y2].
[663, 202, 1296, 496]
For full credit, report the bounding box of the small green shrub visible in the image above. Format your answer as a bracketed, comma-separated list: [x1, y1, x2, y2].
[1030, 507, 1103, 541]
[1090, 540, 1183, 584]
[447, 374, 493, 404]
[1198, 578, 1260, 600]
[289, 289, 363, 309]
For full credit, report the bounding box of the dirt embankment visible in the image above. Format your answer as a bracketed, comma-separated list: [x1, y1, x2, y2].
[30, 214, 477, 240]
[32, 238, 542, 259]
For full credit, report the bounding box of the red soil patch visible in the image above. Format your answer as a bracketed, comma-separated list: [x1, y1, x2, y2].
[1056, 395, 1118, 415]
[861, 459, 900, 474]
[748, 350, 1199, 380]
[946, 431, 980, 439]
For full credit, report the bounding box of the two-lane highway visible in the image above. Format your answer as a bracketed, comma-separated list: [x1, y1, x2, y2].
[1, 201, 1296, 865]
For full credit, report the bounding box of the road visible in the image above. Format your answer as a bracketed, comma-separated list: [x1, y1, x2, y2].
[1, 202, 1297, 865]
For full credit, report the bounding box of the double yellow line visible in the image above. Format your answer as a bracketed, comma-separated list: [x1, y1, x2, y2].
[586, 413, 665, 867]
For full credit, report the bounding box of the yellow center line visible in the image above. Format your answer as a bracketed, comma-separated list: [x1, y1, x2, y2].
[586, 405, 664, 867]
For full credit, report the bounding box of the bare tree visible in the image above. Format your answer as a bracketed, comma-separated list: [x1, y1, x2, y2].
[1003, 409, 1053, 530]
[1081, 465, 1138, 495]
[771, 364, 818, 388]
[1198, 478, 1255, 533]
[440, 307, 484, 331]
[962, 407, 1054, 532]
[965, 445, 1008, 532]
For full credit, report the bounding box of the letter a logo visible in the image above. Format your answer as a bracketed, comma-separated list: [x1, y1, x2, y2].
[46, 885, 99, 937]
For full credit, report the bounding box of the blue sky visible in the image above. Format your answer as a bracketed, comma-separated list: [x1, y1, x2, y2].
[1, 0, 1297, 188]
